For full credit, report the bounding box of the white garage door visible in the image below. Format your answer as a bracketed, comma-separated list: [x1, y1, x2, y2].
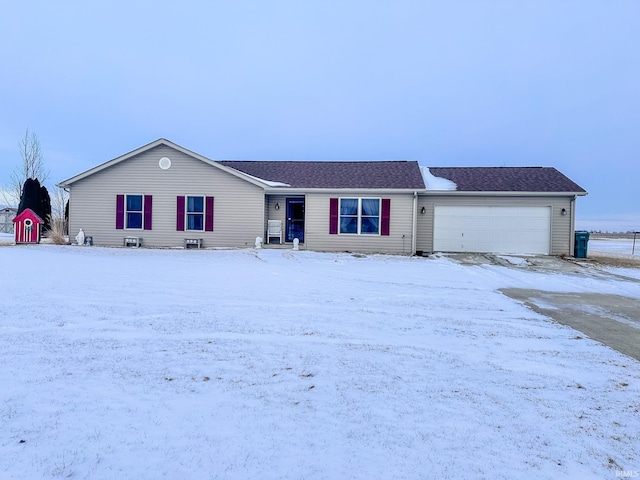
[434, 205, 551, 254]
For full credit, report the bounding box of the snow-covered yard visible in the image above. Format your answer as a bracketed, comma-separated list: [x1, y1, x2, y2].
[590, 236, 640, 258]
[1, 241, 639, 479]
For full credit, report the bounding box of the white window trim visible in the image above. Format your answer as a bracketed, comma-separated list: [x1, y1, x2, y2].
[338, 197, 381, 235]
[125, 193, 144, 230]
[185, 194, 206, 232]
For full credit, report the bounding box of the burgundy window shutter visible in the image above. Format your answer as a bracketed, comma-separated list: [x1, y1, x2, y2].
[176, 196, 185, 231]
[116, 195, 124, 230]
[205, 196, 214, 232]
[329, 198, 338, 234]
[381, 198, 391, 236]
[143, 195, 153, 230]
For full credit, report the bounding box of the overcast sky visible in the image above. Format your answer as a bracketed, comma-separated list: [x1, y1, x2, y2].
[1, 1, 638, 231]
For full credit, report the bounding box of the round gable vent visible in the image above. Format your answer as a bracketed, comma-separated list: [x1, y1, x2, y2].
[159, 157, 172, 170]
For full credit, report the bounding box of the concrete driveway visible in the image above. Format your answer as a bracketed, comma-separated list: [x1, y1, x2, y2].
[500, 289, 640, 361]
[446, 253, 640, 361]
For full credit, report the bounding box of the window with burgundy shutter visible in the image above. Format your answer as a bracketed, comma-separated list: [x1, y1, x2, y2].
[118, 194, 152, 230]
[331, 197, 388, 235]
[178, 195, 214, 232]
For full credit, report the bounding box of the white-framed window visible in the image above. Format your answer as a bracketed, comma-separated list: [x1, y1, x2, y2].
[339, 198, 381, 235]
[186, 195, 204, 231]
[126, 194, 143, 229]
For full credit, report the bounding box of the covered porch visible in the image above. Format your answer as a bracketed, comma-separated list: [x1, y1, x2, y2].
[264, 195, 306, 246]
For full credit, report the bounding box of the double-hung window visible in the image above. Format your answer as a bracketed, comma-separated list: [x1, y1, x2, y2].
[339, 198, 381, 235]
[116, 194, 152, 230]
[176, 195, 214, 232]
[126, 194, 143, 229]
[186, 196, 204, 231]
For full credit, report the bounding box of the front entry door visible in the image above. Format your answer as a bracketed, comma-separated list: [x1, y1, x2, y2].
[286, 198, 305, 243]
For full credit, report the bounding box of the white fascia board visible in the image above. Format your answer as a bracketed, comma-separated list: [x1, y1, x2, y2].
[418, 190, 587, 197]
[263, 187, 422, 195]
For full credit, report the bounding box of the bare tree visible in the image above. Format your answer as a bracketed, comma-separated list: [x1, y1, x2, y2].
[48, 185, 70, 243]
[50, 185, 68, 221]
[2, 129, 49, 206]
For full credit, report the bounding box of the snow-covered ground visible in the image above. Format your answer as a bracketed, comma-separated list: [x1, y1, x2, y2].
[587, 237, 640, 281]
[0, 233, 13, 245]
[1, 239, 639, 479]
[589, 237, 640, 256]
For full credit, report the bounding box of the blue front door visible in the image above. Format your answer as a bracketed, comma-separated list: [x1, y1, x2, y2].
[286, 198, 305, 243]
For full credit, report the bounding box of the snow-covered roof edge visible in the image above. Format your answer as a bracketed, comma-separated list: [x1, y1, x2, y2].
[232, 171, 291, 188]
[420, 167, 457, 191]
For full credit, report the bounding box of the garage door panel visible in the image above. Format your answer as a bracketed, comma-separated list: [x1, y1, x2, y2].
[434, 206, 551, 254]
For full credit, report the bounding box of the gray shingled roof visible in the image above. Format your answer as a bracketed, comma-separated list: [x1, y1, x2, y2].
[427, 167, 586, 193]
[220, 161, 426, 189]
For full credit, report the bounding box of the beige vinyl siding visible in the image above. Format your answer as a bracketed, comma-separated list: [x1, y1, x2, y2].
[68, 145, 265, 248]
[416, 195, 575, 255]
[303, 192, 415, 255]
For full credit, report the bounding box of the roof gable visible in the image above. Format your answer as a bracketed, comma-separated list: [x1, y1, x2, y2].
[426, 167, 586, 194]
[220, 160, 425, 189]
[57, 139, 268, 188]
[13, 208, 43, 223]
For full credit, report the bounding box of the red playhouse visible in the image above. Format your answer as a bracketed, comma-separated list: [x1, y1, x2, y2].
[13, 208, 43, 244]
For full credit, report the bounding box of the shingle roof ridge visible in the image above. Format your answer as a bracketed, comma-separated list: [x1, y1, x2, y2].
[220, 159, 415, 163]
[427, 166, 551, 169]
[220, 159, 425, 189]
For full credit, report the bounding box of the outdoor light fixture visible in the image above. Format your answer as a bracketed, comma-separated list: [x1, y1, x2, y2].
[421, 206, 426, 214]
[561, 208, 567, 216]
[275, 203, 280, 210]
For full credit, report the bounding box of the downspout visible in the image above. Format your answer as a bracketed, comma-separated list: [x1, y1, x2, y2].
[262, 193, 267, 247]
[63, 186, 71, 237]
[303, 194, 308, 251]
[411, 191, 418, 255]
[570, 196, 576, 256]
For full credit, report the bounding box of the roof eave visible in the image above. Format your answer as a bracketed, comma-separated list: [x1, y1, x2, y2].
[420, 190, 588, 196]
[264, 187, 423, 194]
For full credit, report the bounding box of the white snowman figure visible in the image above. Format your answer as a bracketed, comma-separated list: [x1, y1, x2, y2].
[255, 236, 263, 249]
[76, 229, 85, 246]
